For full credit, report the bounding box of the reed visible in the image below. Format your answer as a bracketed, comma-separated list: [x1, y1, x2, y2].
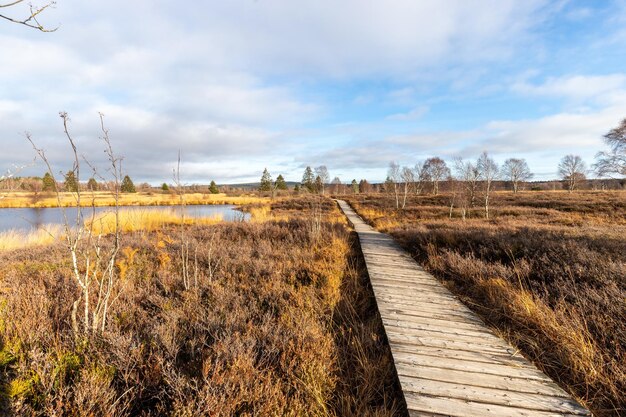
[0, 191, 268, 209]
[86, 208, 224, 234]
[0, 225, 62, 251]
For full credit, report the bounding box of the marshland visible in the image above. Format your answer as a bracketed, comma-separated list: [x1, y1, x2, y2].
[3, 1, 626, 416]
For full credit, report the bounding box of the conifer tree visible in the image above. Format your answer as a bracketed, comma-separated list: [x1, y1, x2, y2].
[302, 166, 315, 192]
[314, 175, 323, 194]
[64, 170, 78, 192]
[275, 174, 288, 190]
[42, 172, 56, 191]
[294, 184, 300, 193]
[87, 178, 98, 191]
[209, 180, 219, 194]
[161, 183, 169, 191]
[351, 179, 359, 194]
[121, 175, 136, 193]
[259, 168, 272, 192]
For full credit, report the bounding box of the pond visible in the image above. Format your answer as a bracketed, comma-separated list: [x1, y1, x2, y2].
[0, 204, 249, 233]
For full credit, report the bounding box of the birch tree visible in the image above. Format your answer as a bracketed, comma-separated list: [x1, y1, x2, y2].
[501, 158, 533, 193]
[477, 152, 499, 219]
[422, 157, 450, 195]
[400, 166, 414, 209]
[594, 118, 626, 177]
[387, 161, 401, 209]
[558, 154, 586, 192]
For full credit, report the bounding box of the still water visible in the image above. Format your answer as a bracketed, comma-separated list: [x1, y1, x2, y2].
[0, 205, 248, 233]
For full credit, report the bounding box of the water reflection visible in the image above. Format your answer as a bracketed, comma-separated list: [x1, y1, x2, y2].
[0, 205, 248, 233]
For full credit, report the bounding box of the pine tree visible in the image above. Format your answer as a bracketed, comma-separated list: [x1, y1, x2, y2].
[351, 179, 359, 194]
[294, 184, 300, 193]
[121, 175, 136, 193]
[209, 180, 219, 194]
[275, 174, 288, 190]
[42, 172, 56, 191]
[302, 166, 314, 192]
[161, 183, 169, 191]
[64, 170, 78, 192]
[87, 178, 98, 191]
[259, 168, 272, 192]
[314, 175, 323, 194]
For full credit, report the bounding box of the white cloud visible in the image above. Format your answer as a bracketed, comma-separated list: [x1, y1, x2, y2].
[386, 106, 429, 121]
[512, 74, 626, 103]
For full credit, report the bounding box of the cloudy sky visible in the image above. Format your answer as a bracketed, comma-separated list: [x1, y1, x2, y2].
[2, 0, 626, 184]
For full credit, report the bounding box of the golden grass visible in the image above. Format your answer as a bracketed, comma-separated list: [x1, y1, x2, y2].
[0, 191, 268, 209]
[87, 208, 224, 234]
[0, 225, 62, 251]
[0, 209, 225, 251]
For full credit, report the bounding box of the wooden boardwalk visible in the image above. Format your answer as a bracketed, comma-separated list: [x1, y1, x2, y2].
[337, 200, 590, 417]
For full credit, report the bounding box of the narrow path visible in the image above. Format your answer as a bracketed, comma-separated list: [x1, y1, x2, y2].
[337, 200, 590, 417]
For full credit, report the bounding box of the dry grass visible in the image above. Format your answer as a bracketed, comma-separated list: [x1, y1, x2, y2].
[87, 208, 224, 234]
[346, 191, 626, 416]
[0, 191, 268, 209]
[0, 208, 226, 252]
[0, 226, 62, 251]
[0, 196, 405, 416]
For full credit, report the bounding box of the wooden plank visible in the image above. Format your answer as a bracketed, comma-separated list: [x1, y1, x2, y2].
[387, 342, 532, 368]
[394, 363, 567, 397]
[381, 316, 497, 339]
[399, 376, 587, 414]
[379, 309, 491, 333]
[384, 331, 517, 355]
[391, 350, 553, 381]
[404, 393, 587, 417]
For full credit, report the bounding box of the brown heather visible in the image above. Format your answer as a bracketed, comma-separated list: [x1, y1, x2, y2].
[345, 190, 626, 416]
[0, 197, 406, 417]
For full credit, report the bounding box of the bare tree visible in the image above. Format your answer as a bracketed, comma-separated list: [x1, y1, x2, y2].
[477, 152, 499, 219]
[501, 158, 533, 193]
[331, 176, 342, 194]
[26, 112, 122, 334]
[387, 161, 400, 209]
[558, 154, 586, 192]
[0, 0, 57, 31]
[400, 166, 414, 209]
[314, 165, 329, 195]
[594, 118, 626, 178]
[412, 161, 426, 195]
[422, 157, 450, 195]
[453, 157, 480, 219]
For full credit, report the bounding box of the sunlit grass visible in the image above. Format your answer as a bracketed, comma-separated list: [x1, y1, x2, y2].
[0, 191, 268, 208]
[87, 208, 224, 234]
[0, 225, 62, 251]
[0, 208, 225, 251]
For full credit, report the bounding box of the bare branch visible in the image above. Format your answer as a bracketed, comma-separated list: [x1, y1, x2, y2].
[0, 0, 58, 32]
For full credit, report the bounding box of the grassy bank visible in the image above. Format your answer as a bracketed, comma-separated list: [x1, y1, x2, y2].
[0, 191, 267, 209]
[0, 208, 227, 252]
[345, 191, 626, 416]
[0, 197, 405, 416]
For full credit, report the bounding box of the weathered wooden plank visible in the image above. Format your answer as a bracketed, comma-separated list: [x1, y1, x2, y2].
[335, 200, 589, 417]
[384, 330, 518, 355]
[379, 309, 492, 333]
[391, 350, 553, 381]
[399, 376, 587, 414]
[404, 393, 586, 417]
[394, 363, 568, 397]
[387, 342, 531, 368]
[381, 316, 497, 339]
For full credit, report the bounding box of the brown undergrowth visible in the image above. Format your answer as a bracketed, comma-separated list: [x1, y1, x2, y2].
[0, 196, 405, 416]
[346, 191, 626, 416]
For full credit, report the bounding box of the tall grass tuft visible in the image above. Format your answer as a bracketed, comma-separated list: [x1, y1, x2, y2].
[0, 225, 62, 251]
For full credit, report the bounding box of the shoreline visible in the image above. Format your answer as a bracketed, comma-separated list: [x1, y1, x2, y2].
[0, 191, 267, 209]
